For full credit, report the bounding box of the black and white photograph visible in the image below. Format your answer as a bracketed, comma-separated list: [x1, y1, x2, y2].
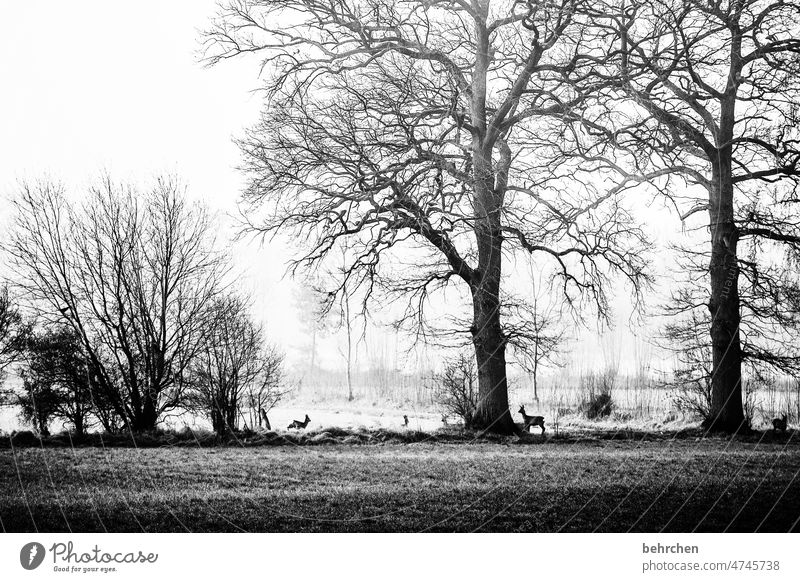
[1, 0, 800, 563]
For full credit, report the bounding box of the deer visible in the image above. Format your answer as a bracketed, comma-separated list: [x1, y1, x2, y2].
[287, 414, 310, 430]
[403, 415, 409, 427]
[519, 405, 546, 434]
[441, 414, 449, 426]
[772, 414, 788, 433]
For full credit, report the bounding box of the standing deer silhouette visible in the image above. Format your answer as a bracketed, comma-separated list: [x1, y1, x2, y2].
[519, 405, 546, 434]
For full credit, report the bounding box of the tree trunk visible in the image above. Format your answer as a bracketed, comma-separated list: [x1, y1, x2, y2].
[705, 157, 746, 432]
[73, 412, 85, 438]
[532, 344, 540, 403]
[345, 294, 353, 402]
[468, 159, 516, 435]
[471, 335, 515, 433]
[37, 407, 50, 436]
[211, 404, 225, 435]
[132, 390, 159, 432]
[464, 8, 515, 435]
[226, 397, 238, 432]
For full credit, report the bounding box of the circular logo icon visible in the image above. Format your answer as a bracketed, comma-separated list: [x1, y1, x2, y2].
[20, 542, 46, 570]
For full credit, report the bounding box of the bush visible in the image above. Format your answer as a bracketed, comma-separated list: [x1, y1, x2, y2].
[430, 352, 478, 428]
[584, 391, 613, 419]
[580, 369, 615, 419]
[669, 370, 712, 421]
[9, 430, 38, 446]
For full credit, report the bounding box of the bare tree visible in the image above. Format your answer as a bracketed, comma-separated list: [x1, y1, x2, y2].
[8, 177, 228, 431]
[187, 294, 286, 435]
[514, 267, 568, 402]
[341, 269, 356, 402]
[663, 235, 800, 420]
[204, 0, 650, 433]
[564, 0, 800, 431]
[329, 249, 360, 402]
[431, 351, 479, 428]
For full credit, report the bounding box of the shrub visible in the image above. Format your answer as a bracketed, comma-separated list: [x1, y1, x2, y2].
[669, 367, 713, 421]
[431, 352, 478, 428]
[580, 369, 615, 419]
[9, 430, 37, 446]
[584, 391, 614, 419]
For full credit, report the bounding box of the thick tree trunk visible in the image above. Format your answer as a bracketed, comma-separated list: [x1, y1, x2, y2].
[37, 409, 50, 437]
[705, 159, 746, 432]
[465, 9, 515, 435]
[132, 390, 159, 432]
[73, 413, 85, 438]
[471, 319, 516, 434]
[211, 403, 225, 435]
[226, 397, 238, 432]
[468, 161, 516, 435]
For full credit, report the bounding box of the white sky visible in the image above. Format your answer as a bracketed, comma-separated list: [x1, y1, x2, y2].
[0, 1, 306, 358]
[0, 1, 686, 377]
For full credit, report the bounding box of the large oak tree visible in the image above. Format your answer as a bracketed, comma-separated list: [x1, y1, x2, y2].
[205, 0, 650, 433]
[569, 0, 800, 431]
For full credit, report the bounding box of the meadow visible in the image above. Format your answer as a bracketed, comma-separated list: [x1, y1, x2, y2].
[2, 435, 799, 533]
[3, 362, 800, 534]
[282, 364, 800, 433]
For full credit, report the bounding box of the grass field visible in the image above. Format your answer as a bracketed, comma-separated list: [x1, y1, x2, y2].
[2, 436, 800, 532]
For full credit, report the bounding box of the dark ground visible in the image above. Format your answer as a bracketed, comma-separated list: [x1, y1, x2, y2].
[1, 432, 799, 532]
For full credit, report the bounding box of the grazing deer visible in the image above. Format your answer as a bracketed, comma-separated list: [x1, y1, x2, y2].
[259, 408, 271, 431]
[287, 414, 310, 430]
[403, 415, 409, 427]
[519, 405, 546, 434]
[772, 414, 788, 433]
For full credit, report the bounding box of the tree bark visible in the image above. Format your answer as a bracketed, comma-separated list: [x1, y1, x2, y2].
[211, 402, 225, 435]
[464, 11, 516, 435]
[470, 310, 516, 434]
[73, 411, 85, 438]
[705, 154, 746, 432]
[132, 390, 159, 432]
[468, 146, 517, 435]
[533, 343, 540, 403]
